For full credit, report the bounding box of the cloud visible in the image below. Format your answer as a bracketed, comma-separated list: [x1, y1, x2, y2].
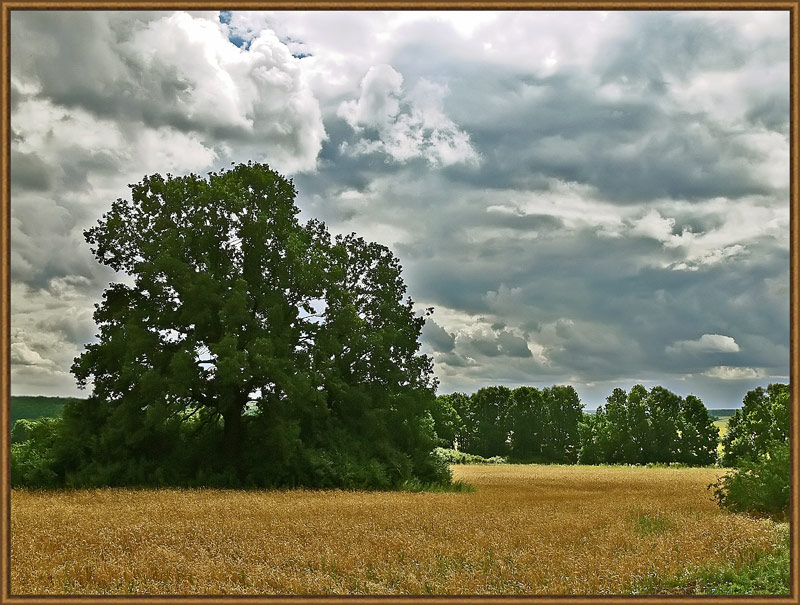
[459, 327, 533, 359]
[666, 334, 741, 355]
[703, 366, 763, 380]
[338, 65, 479, 166]
[10, 342, 58, 368]
[421, 318, 456, 352]
[11, 11, 326, 175]
[629, 209, 675, 242]
[8, 10, 789, 406]
[10, 150, 54, 192]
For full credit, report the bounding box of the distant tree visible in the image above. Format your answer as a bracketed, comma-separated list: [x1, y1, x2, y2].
[579, 385, 718, 466]
[539, 385, 583, 462]
[508, 386, 545, 460]
[467, 386, 512, 458]
[599, 387, 635, 463]
[721, 383, 790, 467]
[676, 394, 719, 466]
[48, 162, 448, 488]
[431, 393, 465, 449]
[646, 386, 682, 463]
[624, 384, 651, 463]
[577, 412, 604, 464]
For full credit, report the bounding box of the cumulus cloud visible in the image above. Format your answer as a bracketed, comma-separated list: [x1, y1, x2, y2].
[10, 342, 58, 368]
[629, 209, 675, 242]
[703, 366, 763, 380]
[667, 334, 741, 355]
[421, 318, 456, 353]
[11, 11, 326, 175]
[458, 327, 533, 359]
[338, 65, 479, 166]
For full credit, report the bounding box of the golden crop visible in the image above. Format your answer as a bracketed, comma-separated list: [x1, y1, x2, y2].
[11, 464, 781, 595]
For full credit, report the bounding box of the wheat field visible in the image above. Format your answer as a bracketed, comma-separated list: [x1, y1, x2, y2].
[11, 464, 781, 595]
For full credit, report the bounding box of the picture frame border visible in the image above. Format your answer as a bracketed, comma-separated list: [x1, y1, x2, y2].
[1, 2, 797, 602]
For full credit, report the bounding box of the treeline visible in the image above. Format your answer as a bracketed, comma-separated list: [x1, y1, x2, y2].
[433, 385, 582, 463]
[432, 383, 788, 467]
[579, 386, 717, 466]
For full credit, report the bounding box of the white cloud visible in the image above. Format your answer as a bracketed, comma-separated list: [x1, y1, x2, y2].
[338, 65, 479, 167]
[666, 333, 741, 355]
[629, 209, 675, 242]
[703, 366, 763, 380]
[10, 342, 58, 368]
[128, 12, 326, 174]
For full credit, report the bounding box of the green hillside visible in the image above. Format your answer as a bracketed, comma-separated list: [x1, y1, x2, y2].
[10, 396, 78, 425]
[708, 408, 739, 420]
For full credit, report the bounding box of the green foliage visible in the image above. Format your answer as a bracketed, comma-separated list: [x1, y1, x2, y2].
[430, 394, 463, 449]
[433, 447, 507, 465]
[677, 395, 720, 466]
[10, 417, 64, 486]
[720, 383, 789, 467]
[711, 441, 790, 520]
[507, 385, 582, 462]
[632, 512, 673, 536]
[712, 384, 790, 519]
[432, 384, 583, 463]
[11, 419, 35, 444]
[467, 386, 512, 458]
[21, 162, 446, 490]
[578, 385, 718, 466]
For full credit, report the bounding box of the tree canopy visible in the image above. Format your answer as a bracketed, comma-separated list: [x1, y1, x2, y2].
[578, 385, 718, 466]
[432, 384, 584, 463]
[720, 383, 789, 467]
[54, 162, 448, 488]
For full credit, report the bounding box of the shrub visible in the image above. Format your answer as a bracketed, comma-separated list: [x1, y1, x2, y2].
[10, 417, 64, 487]
[434, 447, 507, 465]
[711, 441, 790, 520]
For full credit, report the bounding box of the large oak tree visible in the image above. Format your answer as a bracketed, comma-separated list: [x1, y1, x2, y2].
[65, 162, 447, 487]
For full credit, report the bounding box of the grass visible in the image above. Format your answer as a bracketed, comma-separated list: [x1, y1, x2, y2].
[633, 511, 673, 535]
[11, 464, 784, 595]
[629, 522, 789, 594]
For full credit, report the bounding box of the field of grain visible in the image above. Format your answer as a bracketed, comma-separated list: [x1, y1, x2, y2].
[11, 464, 782, 595]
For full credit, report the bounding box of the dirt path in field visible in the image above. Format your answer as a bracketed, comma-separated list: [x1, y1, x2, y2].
[11, 464, 781, 595]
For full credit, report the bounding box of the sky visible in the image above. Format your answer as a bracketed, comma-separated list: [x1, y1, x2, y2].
[9, 10, 791, 409]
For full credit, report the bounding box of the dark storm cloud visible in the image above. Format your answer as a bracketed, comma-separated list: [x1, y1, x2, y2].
[599, 12, 749, 85]
[381, 14, 784, 204]
[421, 319, 456, 353]
[450, 76, 770, 202]
[11, 150, 53, 192]
[459, 330, 532, 359]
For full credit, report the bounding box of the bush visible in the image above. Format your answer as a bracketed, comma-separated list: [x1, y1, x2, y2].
[10, 417, 64, 487]
[433, 447, 507, 465]
[711, 441, 790, 520]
